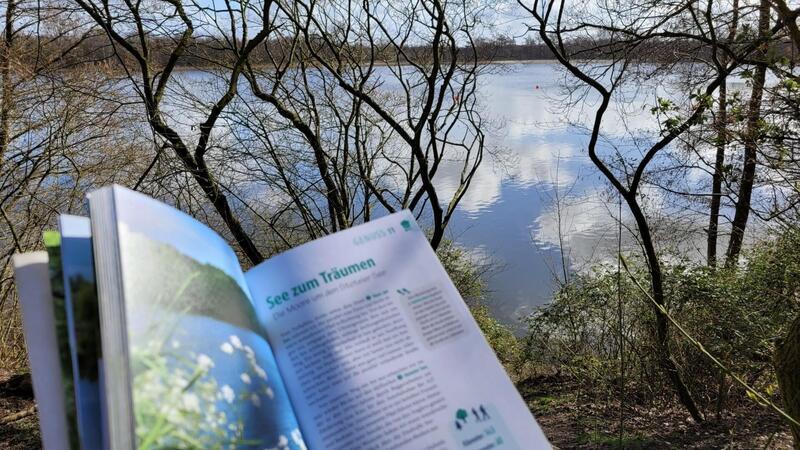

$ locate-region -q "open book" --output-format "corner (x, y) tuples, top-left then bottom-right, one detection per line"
(13, 185), (550, 450)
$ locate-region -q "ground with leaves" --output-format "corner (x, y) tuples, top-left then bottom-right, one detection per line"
(1, 370), (793, 449)
(0, 372), (39, 450)
(521, 375), (793, 449)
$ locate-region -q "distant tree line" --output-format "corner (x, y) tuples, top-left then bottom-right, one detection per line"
(5, 31), (798, 71)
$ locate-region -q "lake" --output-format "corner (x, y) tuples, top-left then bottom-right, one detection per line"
(437, 62), (621, 327)
(172, 62), (753, 330)
(436, 62), (752, 328)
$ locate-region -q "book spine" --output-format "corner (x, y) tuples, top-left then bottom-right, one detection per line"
(89, 186), (135, 450)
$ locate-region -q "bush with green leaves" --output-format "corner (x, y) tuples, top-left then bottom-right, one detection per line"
(435, 239), (486, 301)
(524, 225), (800, 413)
(435, 239), (524, 372)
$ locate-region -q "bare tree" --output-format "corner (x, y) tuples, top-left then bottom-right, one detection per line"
(0, 0), (141, 368)
(71, 0), (491, 265)
(71, 0), (275, 264)
(519, 0), (789, 422)
(707, 0), (740, 268)
(272, 0), (489, 249)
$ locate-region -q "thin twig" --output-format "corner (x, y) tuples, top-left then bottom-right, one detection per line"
(0, 405), (36, 424)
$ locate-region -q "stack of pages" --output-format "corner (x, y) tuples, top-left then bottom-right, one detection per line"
(13, 185), (550, 450)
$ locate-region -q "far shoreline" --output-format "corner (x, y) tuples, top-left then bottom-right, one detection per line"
(167, 58), (561, 73)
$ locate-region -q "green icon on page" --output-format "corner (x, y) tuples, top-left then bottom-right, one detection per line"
(451, 404), (520, 448)
(401, 220), (412, 231)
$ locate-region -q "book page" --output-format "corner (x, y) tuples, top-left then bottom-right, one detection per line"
(246, 211), (550, 450)
(12, 252), (71, 450)
(97, 186), (306, 449)
(58, 215), (106, 450)
(43, 231), (82, 449)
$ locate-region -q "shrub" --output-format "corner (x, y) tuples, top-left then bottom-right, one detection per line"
(523, 225), (800, 414)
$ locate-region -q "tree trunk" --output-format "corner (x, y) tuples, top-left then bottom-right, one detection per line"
(0, 0), (15, 167)
(708, 0), (739, 267)
(775, 313), (800, 448)
(627, 195), (704, 423)
(708, 80), (726, 267)
(725, 0), (769, 267)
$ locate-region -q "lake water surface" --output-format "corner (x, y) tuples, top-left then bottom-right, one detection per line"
(439, 62), (729, 327)
(440, 63), (615, 326)
(179, 62), (749, 329)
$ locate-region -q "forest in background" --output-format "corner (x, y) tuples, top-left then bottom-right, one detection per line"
(8, 32), (796, 68)
(2, 0), (800, 448)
